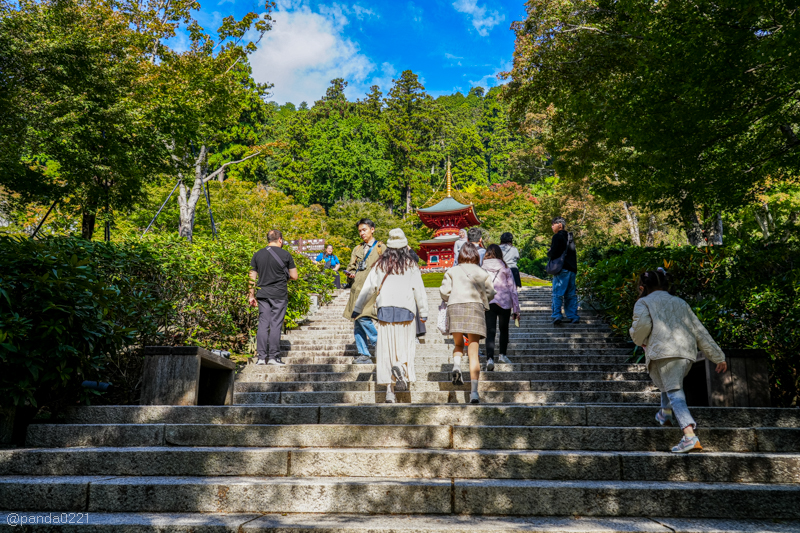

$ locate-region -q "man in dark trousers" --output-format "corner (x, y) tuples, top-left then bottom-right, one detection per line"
(548, 217), (580, 325)
(248, 229), (299, 365)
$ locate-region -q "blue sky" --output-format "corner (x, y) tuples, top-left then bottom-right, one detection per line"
(190, 0), (527, 104)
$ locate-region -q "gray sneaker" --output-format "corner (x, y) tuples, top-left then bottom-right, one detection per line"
(497, 354), (512, 364)
(353, 355), (372, 364)
(392, 366), (408, 392)
(671, 435), (703, 453)
(267, 358), (285, 366)
(486, 358), (495, 371)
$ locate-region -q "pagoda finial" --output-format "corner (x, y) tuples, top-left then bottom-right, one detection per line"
(445, 157), (452, 198)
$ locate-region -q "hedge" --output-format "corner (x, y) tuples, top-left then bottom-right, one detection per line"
(579, 244), (800, 407)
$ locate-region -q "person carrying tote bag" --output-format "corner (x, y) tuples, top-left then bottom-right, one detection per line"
(353, 229), (428, 403)
(439, 242), (496, 404)
(481, 244), (521, 371)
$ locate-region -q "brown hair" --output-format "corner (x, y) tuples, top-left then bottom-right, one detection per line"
(484, 244), (507, 267)
(458, 242), (481, 265)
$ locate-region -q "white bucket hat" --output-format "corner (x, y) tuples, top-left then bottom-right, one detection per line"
(386, 228), (408, 249)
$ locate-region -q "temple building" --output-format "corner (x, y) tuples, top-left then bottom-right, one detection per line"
(416, 160), (481, 269)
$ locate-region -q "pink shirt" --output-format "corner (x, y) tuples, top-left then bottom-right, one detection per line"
(482, 258), (521, 315)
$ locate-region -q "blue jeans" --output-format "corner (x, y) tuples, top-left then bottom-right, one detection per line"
(551, 270), (579, 321)
(661, 389), (696, 430)
(354, 317), (377, 357)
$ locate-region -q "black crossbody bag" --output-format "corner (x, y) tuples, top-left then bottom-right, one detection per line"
(546, 232), (573, 276)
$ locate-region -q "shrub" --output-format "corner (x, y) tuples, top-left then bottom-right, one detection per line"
(139, 233), (333, 350)
(0, 233), (334, 412)
(579, 244), (800, 407)
(0, 236), (166, 409)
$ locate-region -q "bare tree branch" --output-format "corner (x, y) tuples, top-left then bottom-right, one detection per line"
(202, 151), (262, 183)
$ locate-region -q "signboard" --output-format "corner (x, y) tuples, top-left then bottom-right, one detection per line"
(289, 238), (325, 260)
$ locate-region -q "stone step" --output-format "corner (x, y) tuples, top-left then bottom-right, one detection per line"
(280, 339), (629, 348)
(285, 332), (619, 340)
(239, 356), (643, 367)
(233, 390), (662, 405)
(239, 359), (639, 374)
(0, 513), (793, 533)
(3, 447), (798, 484)
(2, 476), (798, 517)
(55, 405), (800, 429)
(279, 343), (632, 352)
(297, 323), (611, 330)
(233, 380), (656, 393)
(245, 370), (648, 383)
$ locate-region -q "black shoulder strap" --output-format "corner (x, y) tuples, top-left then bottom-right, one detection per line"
(266, 247), (289, 278)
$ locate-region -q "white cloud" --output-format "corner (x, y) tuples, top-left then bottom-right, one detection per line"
(452, 0), (504, 37)
(250, 4), (385, 104)
(468, 60), (511, 89)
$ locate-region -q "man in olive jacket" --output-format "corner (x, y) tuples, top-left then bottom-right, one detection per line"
(343, 218), (385, 364)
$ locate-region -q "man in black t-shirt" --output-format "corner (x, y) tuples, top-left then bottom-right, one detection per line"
(248, 229), (299, 365)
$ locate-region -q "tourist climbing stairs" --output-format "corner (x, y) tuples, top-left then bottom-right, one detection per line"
(1, 286), (798, 531)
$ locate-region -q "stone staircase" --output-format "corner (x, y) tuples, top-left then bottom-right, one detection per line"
(1, 286), (799, 532)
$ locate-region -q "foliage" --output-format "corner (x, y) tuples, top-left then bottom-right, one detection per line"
(0, 235), (167, 409)
(383, 70), (445, 214)
(327, 199), (430, 256)
(579, 244), (800, 407)
(0, 0), (168, 238)
(0, 233), (333, 411)
(140, 233), (332, 347)
(503, 0), (800, 243)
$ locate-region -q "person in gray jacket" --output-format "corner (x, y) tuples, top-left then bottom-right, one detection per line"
(499, 232), (521, 288)
(630, 269), (727, 453)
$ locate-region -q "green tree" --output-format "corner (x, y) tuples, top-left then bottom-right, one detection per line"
(503, 0), (800, 246)
(128, 0), (275, 240)
(383, 70), (444, 215)
(306, 115), (392, 206)
(0, 0), (168, 239)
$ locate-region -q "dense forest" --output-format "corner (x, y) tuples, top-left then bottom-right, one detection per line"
(1, 0), (798, 262)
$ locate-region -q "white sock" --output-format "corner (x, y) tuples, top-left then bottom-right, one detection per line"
(471, 379), (479, 394)
(453, 355), (462, 371)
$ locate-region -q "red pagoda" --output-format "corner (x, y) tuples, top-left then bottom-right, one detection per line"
(416, 160), (481, 269)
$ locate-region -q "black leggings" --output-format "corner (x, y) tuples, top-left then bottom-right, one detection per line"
(485, 303), (511, 358)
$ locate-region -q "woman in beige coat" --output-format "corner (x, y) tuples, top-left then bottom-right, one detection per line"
(630, 269), (727, 453)
(440, 243), (496, 404)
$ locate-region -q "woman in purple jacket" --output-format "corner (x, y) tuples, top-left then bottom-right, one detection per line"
(482, 244), (521, 371)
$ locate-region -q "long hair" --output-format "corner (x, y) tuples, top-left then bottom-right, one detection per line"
(375, 247), (417, 276)
(484, 244), (507, 268)
(457, 243), (481, 265)
(638, 269), (673, 298)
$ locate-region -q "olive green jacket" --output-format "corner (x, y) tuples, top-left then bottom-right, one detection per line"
(343, 240), (385, 321)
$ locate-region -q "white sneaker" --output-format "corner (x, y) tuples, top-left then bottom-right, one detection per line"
(255, 359), (266, 365)
(498, 354), (512, 364)
(385, 389), (396, 403)
(486, 358), (495, 371)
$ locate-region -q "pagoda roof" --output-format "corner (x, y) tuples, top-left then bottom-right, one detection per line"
(419, 236), (460, 245)
(418, 196), (474, 214)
